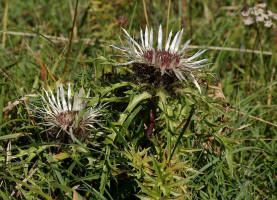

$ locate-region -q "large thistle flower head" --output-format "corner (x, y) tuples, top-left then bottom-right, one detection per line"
(111, 25), (209, 92)
(32, 84), (102, 139)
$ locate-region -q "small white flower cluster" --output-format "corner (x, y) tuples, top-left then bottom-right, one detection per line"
(241, 3), (277, 28)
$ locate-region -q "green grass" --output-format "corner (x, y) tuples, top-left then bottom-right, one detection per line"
(0, 0), (276, 199)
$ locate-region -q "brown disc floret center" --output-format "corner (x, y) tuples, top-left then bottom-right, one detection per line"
(56, 111), (77, 126)
(143, 50), (180, 68)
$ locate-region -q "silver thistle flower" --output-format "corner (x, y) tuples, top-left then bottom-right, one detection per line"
(111, 25), (209, 93)
(32, 84), (101, 137)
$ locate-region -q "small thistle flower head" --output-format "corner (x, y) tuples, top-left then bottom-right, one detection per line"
(31, 84), (102, 140)
(111, 25), (209, 93)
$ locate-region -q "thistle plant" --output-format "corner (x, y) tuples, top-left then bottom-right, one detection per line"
(31, 84), (102, 141)
(111, 25), (209, 93)
(111, 25), (210, 140)
(125, 146), (194, 200)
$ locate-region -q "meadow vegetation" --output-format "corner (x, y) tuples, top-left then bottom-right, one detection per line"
(0, 0), (276, 199)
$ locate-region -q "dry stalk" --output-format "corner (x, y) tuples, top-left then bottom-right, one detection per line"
(2, 1), (8, 47)
(165, 0), (171, 43)
(267, 67), (275, 105)
(63, 0), (79, 78)
(142, 0), (149, 27)
(3, 94), (37, 112)
(10, 166), (41, 198)
(0, 31), (274, 56)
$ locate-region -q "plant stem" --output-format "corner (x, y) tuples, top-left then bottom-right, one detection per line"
(63, 0), (79, 79)
(146, 108), (155, 139)
(166, 0), (171, 43)
(2, 0), (8, 47)
(142, 0), (149, 27)
(168, 105), (195, 164)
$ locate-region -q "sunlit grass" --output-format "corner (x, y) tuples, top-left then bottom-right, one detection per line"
(0, 0), (276, 199)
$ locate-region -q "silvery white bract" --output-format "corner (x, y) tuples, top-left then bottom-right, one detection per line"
(32, 84), (101, 136)
(111, 25), (209, 93)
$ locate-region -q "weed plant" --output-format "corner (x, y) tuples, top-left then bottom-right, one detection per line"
(0, 0), (276, 199)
